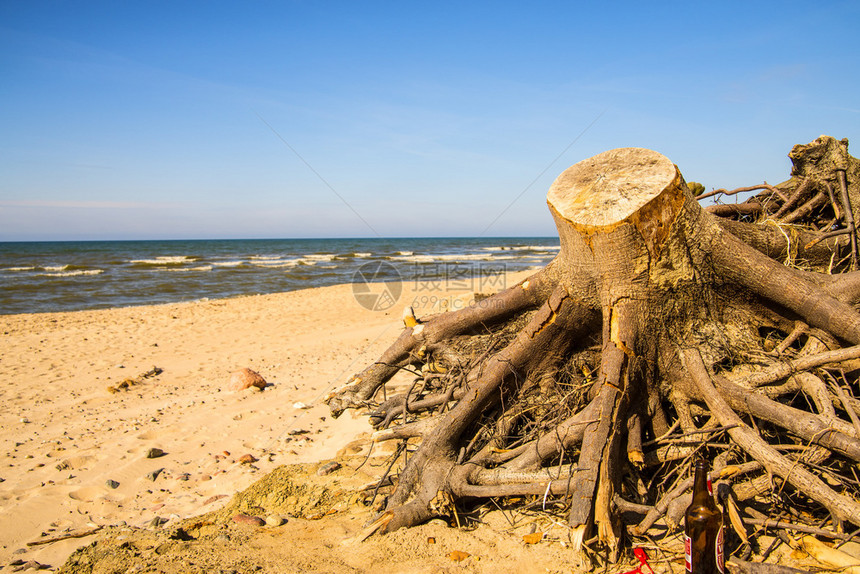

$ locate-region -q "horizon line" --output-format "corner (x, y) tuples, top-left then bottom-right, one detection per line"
(0, 234), (561, 244)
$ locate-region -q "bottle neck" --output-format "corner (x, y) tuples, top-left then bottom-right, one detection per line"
(693, 459), (712, 501)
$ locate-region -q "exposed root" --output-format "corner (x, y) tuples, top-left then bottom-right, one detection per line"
(324, 137), (860, 567)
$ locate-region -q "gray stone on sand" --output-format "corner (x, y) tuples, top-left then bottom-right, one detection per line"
(145, 447), (165, 459)
(145, 468), (163, 481)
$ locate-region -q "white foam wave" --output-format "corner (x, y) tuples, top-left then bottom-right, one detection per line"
(167, 265), (213, 272)
(306, 254), (337, 261)
(395, 253), (495, 263)
(524, 245), (560, 251)
(481, 245), (560, 252)
(213, 260), (245, 267)
(251, 258), (305, 268)
(130, 256), (195, 265)
(250, 255), (281, 261)
(39, 269), (104, 278)
(5, 266), (36, 271)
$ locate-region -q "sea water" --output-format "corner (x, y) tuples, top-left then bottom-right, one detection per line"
(0, 237), (559, 315)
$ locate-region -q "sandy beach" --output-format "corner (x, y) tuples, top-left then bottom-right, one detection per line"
(1, 270), (598, 572)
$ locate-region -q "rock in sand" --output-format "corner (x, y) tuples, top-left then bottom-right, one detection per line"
(232, 513), (265, 527)
(316, 461), (341, 476)
(229, 368), (267, 391)
(145, 447), (165, 459)
(265, 515), (286, 527)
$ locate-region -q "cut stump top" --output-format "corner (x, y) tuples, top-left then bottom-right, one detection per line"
(547, 147), (678, 228)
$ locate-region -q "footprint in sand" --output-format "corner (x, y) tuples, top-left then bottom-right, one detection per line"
(68, 486), (104, 502)
(57, 454), (95, 470)
(136, 430), (162, 440)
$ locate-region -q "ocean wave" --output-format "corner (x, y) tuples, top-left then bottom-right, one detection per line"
(38, 269), (104, 278)
(305, 254), (337, 262)
(166, 265), (213, 272)
(249, 255), (283, 261)
(4, 266), (37, 272)
(251, 258), (305, 268)
(397, 251), (413, 256)
(212, 260), (246, 268)
(129, 256), (197, 266)
(481, 245), (560, 252)
(334, 251), (373, 259)
(394, 253), (496, 263)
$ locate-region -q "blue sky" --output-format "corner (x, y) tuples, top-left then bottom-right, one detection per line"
(1, 1), (858, 241)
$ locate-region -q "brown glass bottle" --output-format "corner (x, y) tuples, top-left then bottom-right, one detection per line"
(684, 458), (724, 574)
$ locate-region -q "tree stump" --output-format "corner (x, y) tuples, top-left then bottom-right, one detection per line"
(327, 138), (860, 566)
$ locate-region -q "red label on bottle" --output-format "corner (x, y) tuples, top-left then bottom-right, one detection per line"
(707, 476), (713, 496)
(684, 534), (692, 572)
(716, 525), (725, 573)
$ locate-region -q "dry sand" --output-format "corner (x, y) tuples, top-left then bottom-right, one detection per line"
(0, 272), (815, 573)
(1, 271), (607, 572)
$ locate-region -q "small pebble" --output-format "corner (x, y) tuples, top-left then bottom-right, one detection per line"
(317, 461), (341, 476)
(232, 513), (265, 527)
(145, 448), (165, 459)
(144, 468), (163, 481)
(105, 479), (120, 489)
(154, 543), (171, 555)
(149, 516), (165, 528)
(292, 402), (309, 409)
(238, 454), (257, 464)
(265, 515), (286, 527)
